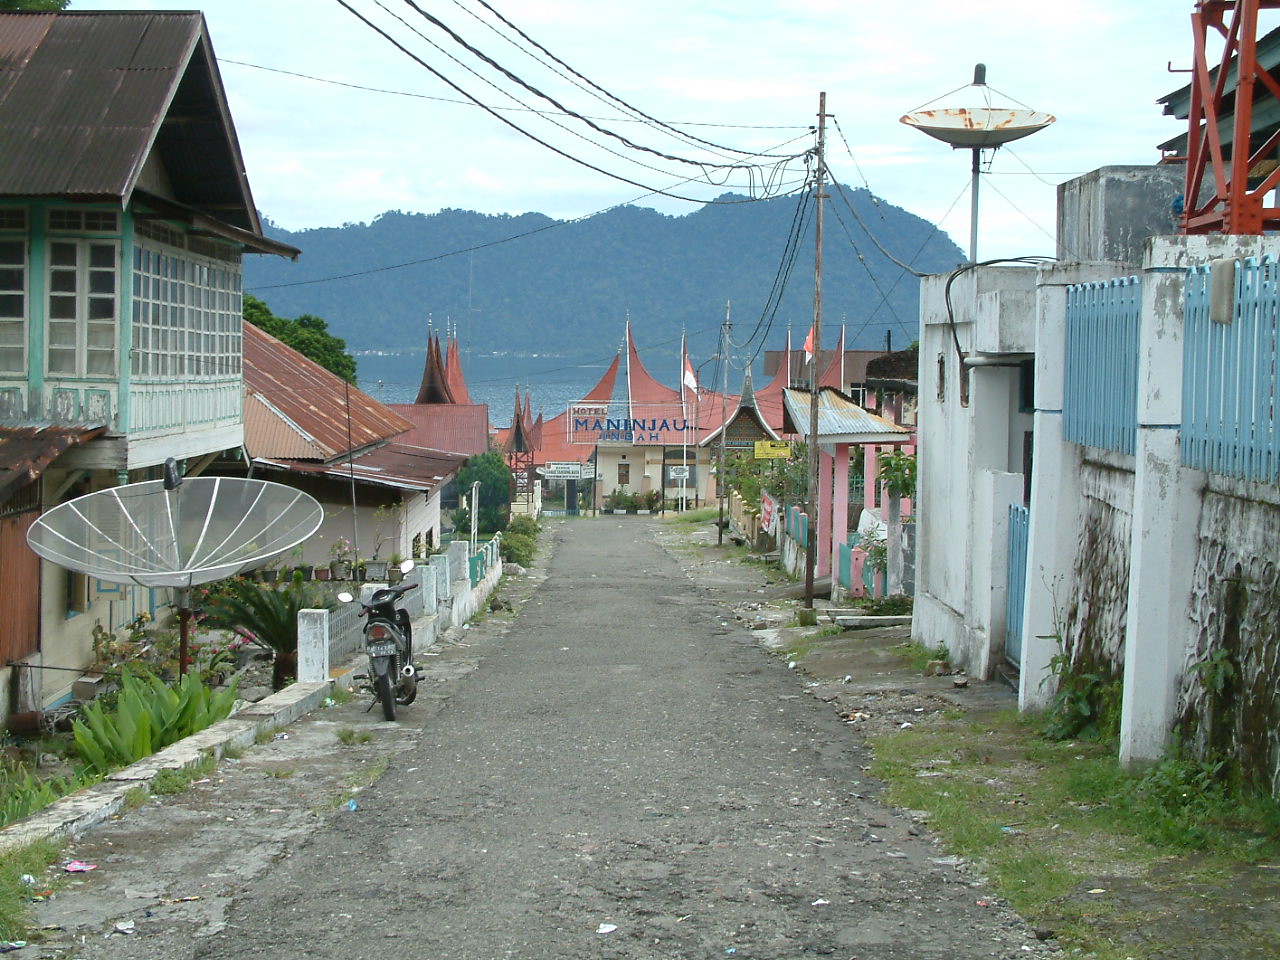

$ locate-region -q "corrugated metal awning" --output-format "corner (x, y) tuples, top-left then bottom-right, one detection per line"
(782, 388), (910, 444)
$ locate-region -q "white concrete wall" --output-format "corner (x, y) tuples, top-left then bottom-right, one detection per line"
(912, 266), (1039, 676)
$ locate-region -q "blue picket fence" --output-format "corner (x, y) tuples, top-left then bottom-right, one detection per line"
(1183, 256), (1280, 483)
(1064, 276), (1141, 455)
(1005, 504), (1030, 669)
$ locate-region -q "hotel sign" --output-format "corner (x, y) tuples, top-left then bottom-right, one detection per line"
(568, 403), (694, 445)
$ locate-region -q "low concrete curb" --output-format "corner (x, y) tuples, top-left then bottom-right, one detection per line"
(831, 614), (914, 629)
(0, 677), (341, 855)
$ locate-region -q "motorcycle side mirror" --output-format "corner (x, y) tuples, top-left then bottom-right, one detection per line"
(399, 559), (415, 574)
(336, 591), (354, 603)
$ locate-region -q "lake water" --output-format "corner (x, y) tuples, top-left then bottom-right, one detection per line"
(355, 350), (608, 427)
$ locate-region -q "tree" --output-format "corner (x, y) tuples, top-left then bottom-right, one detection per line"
(877, 450), (917, 596)
(0, 1), (69, 9)
(456, 451), (513, 534)
(243, 294), (357, 383)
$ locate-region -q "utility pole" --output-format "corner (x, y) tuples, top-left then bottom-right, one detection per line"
(805, 92), (828, 608)
(717, 302), (731, 546)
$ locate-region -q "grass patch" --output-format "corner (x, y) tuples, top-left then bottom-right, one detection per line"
(0, 837), (64, 941)
(666, 507), (718, 525)
(811, 624), (844, 638)
(868, 706), (1280, 956)
(263, 766), (295, 779)
(335, 727), (372, 746)
(223, 743), (246, 760)
(254, 726), (283, 746)
(850, 594), (913, 616)
(326, 685), (354, 706)
(122, 785), (149, 810)
(150, 755), (216, 796)
(894, 640), (949, 672)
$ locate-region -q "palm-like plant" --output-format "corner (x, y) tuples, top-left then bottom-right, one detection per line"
(199, 573), (324, 689)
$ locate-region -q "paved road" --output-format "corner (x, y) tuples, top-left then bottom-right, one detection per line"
(37, 518), (1051, 959)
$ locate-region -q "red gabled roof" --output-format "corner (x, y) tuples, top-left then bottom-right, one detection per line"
(387, 403), (490, 458)
(243, 323), (410, 461)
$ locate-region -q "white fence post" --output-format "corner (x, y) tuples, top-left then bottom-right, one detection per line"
(297, 609), (330, 683)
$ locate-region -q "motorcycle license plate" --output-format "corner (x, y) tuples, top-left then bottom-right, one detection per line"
(366, 641), (397, 658)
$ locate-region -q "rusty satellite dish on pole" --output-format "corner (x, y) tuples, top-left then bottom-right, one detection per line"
(27, 464), (323, 672)
(901, 64), (1055, 261)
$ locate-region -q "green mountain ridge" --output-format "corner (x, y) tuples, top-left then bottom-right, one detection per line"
(242, 188), (964, 365)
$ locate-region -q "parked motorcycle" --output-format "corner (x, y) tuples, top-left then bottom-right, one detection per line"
(337, 559), (420, 721)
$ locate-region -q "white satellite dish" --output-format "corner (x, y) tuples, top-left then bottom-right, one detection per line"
(899, 107), (1055, 149)
(900, 64), (1055, 262)
(27, 468), (323, 674)
(27, 474), (323, 589)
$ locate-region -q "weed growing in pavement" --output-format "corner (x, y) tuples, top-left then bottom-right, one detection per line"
(327, 685), (354, 705)
(150, 756), (215, 796)
(316, 758), (389, 815)
(869, 706), (1280, 958)
(263, 766), (295, 779)
(895, 640), (949, 672)
(223, 744), (246, 760)
(335, 727), (372, 746)
(254, 726), (283, 746)
(0, 837), (64, 941)
(811, 625), (844, 638)
(122, 785), (149, 810)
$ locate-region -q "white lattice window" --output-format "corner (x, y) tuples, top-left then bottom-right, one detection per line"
(132, 241), (242, 379)
(46, 239), (118, 377)
(0, 237), (25, 374)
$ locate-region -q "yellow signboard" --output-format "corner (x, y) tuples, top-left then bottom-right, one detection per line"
(754, 440), (792, 459)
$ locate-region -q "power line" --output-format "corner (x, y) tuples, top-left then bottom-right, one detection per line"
(219, 57), (807, 131)
(389, 0), (800, 173)
(333, 0), (805, 205)
(455, 0), (800, 161)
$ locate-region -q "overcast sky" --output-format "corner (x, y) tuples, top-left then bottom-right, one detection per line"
(75, 1), (1254, 263)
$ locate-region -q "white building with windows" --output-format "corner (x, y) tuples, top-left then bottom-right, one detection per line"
(0, 10), (297, 714)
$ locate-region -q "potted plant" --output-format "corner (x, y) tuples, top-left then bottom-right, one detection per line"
(363, 556), (390, 581)
(328, 537), (354, 580)
(387, 553), (407, 584)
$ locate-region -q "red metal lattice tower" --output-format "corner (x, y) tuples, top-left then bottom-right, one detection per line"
(1183, 0), (1280, 234)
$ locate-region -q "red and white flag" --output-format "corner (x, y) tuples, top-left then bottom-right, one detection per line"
(803, 324), (815, 364)
(683, 354), (697, 392)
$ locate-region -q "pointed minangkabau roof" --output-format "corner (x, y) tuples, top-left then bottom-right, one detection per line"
(415, 332), (456, 405)
(444, 334), (473, 405)
(701, 368), (779, 448)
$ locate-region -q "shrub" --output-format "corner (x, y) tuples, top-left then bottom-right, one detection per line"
(0, 765), (100, 829)
(198, 573), (330, 689)
(73, 669), (239, 774)
(507, 514), (539, 538)
(500, 532), (535, 566)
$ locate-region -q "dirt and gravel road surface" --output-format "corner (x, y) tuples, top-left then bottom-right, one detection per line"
(33, 517), (1055, 960)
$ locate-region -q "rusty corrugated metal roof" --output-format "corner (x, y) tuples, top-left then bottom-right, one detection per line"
(0, 11), (291, 256)
(0, 424), (106, 503)
(782, 388), (910, 443)
(255, 442), (465, 493)
(243, 323), (411, 462)
(387, 403), (490, 458)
